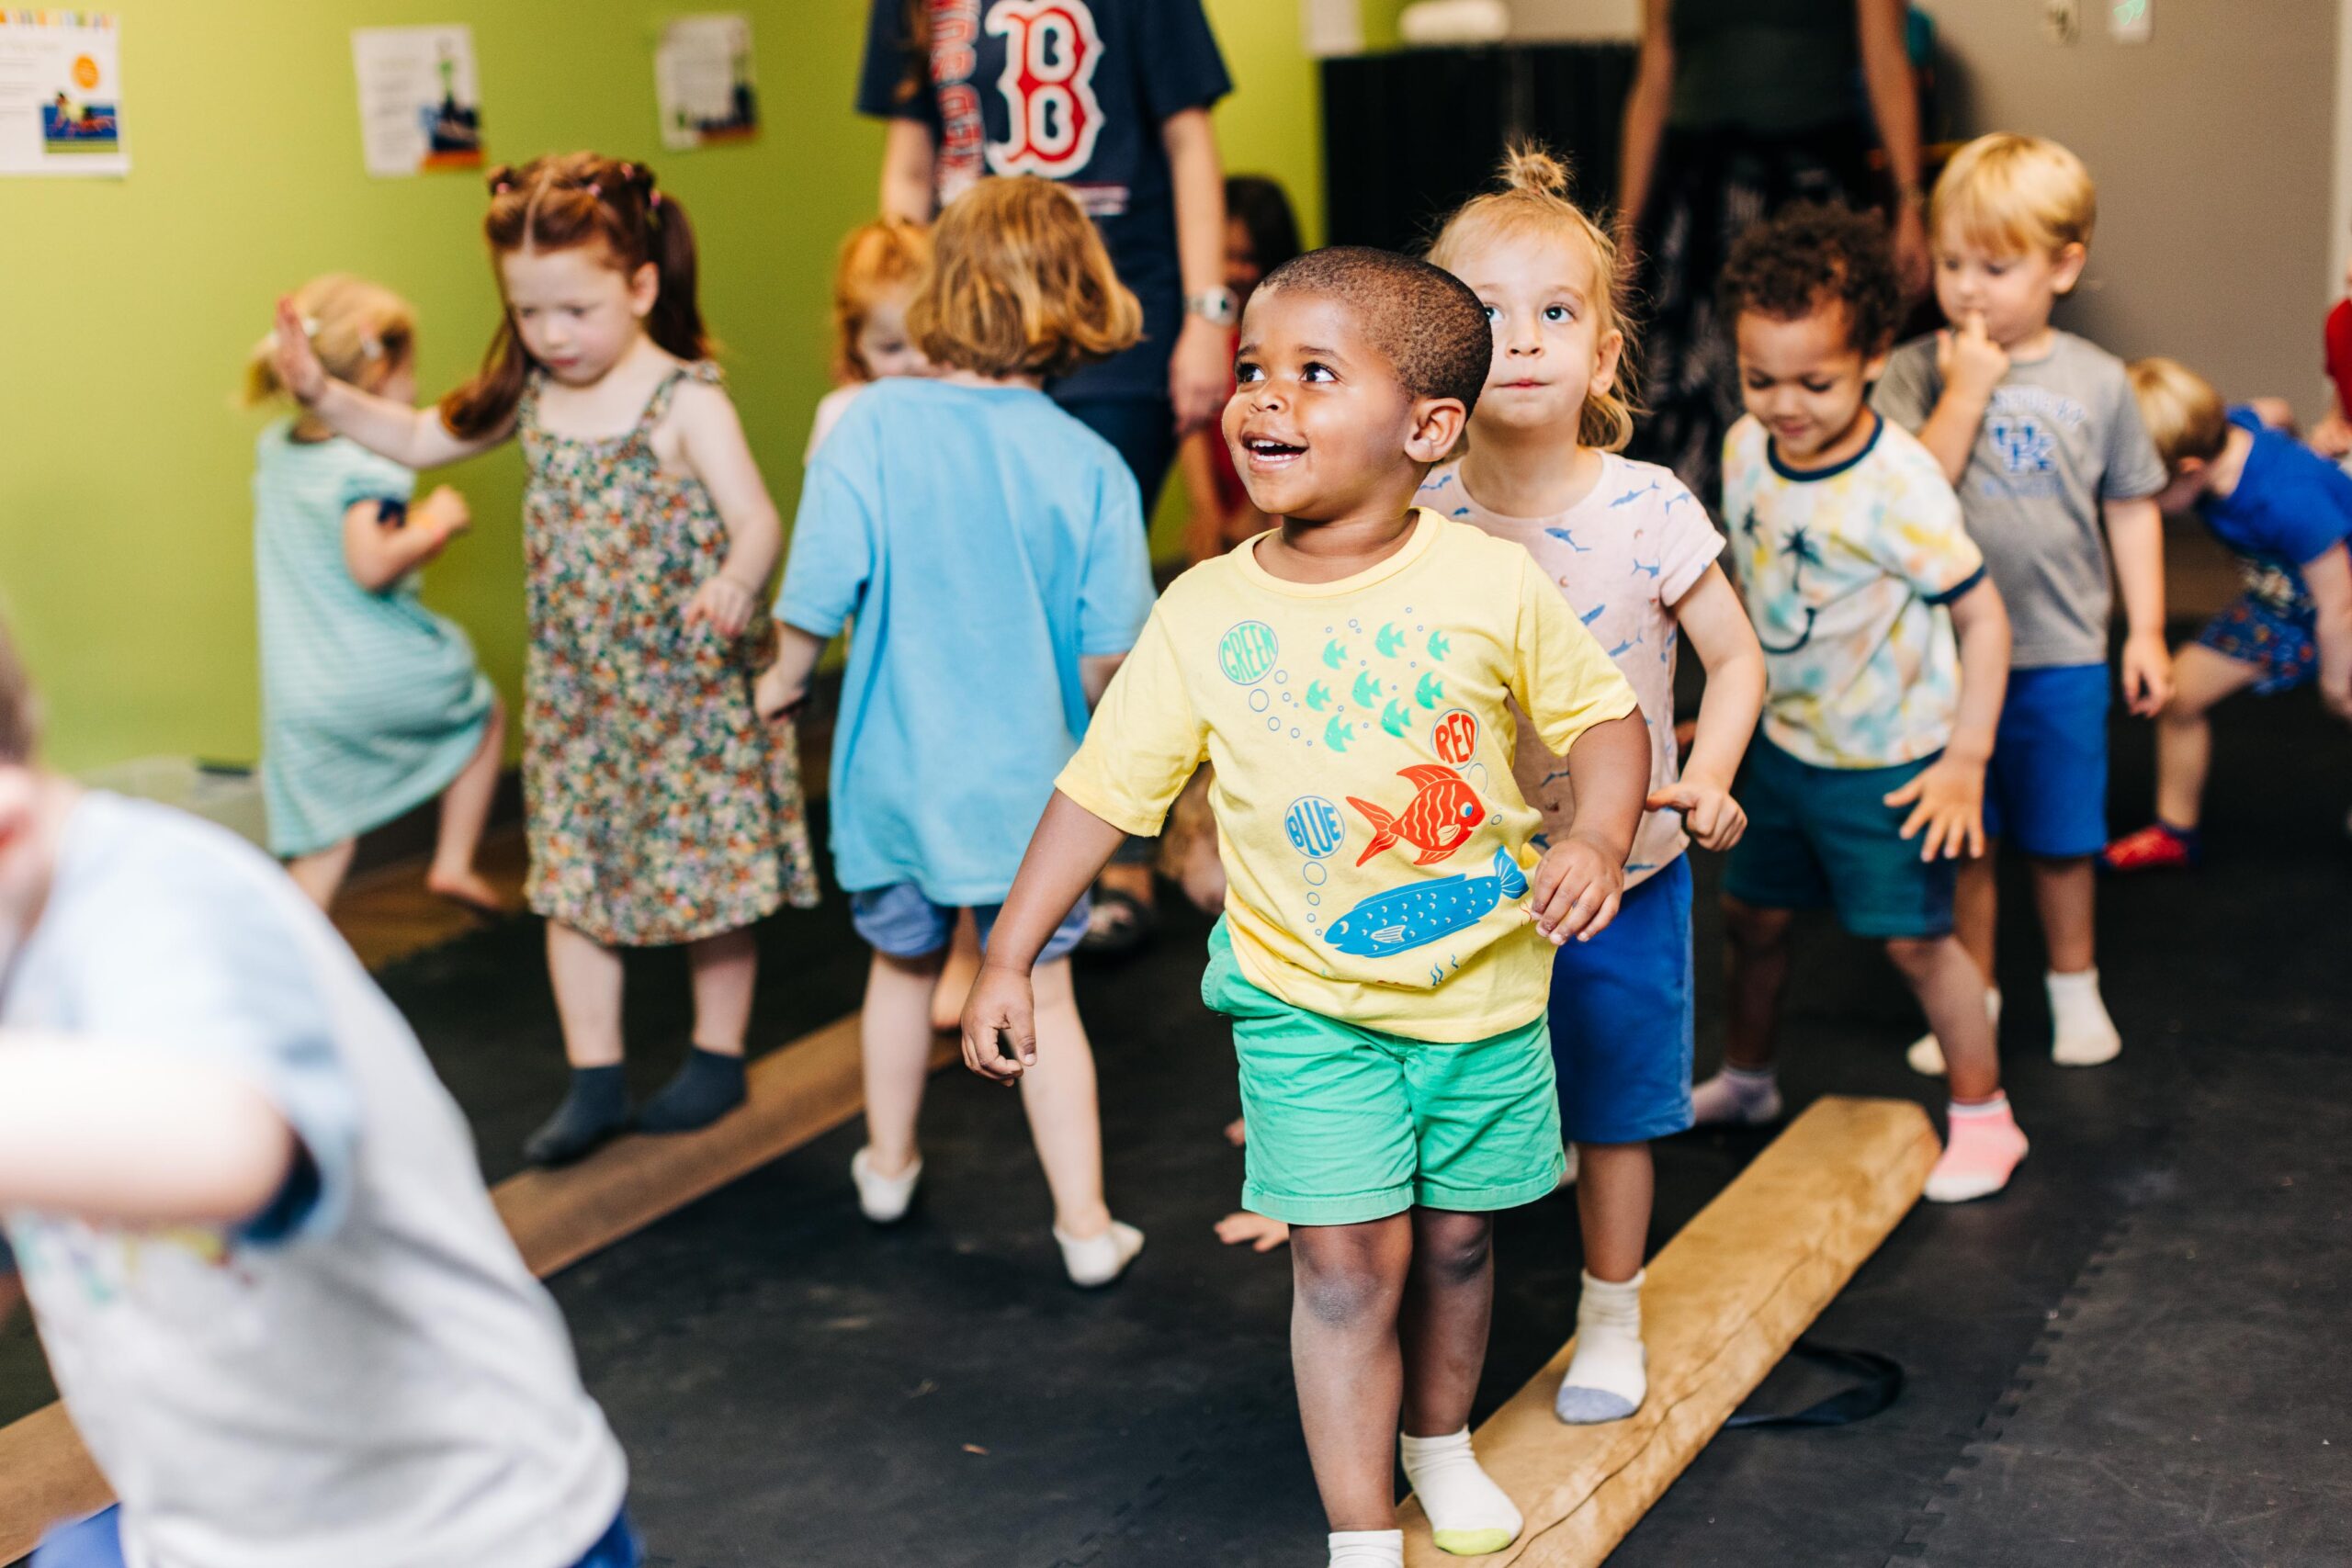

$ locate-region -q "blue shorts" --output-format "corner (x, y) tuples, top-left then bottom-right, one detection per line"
(1724, 737), (1956, 940)
(849, 883), (1090, 965)
(34, 1506), (642, 1568)
(2196, 588), (2317, 695)
(1548, 854), (1694, 1145)
(1982, 663), (2109, 858)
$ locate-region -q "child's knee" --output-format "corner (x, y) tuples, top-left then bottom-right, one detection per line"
(1722, 897), (1792, 953)
(872, 946), (946, 981)
(1882, 934), (1949, 983)
(1293, 1234), (1406, 1327)
(1414, 1216), (1493, 1288)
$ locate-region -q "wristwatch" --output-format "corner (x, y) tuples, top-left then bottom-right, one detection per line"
(1186, 287), (1239, 328)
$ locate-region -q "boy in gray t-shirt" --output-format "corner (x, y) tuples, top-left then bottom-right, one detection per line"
(0, 623), (638, 1568)
(1871, 133), (2170, 1079)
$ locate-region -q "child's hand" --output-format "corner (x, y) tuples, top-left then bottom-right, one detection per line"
(1215, 1212), (1292, 1252)
(272, 296), (330, 407)
(412, 485), (471, 543)
(2119, 630), (2175, 717)
(1530, 836), (1625, 945)
(960, 964), (1036, 1085)
(1884, 754), (1986, 862)
(752, 660), (807, 724)
(1936, 311), (2010, 398)
(1646, 776), (1747, 852)
(2312, 411), (2352, 458)
(683, 574), (759, 640)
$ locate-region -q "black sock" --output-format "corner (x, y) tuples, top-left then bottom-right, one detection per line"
(635, 1046), (747, 1134)
(522, 1065), (631, 1168)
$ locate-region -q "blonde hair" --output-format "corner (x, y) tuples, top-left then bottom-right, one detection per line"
(1932, 133), (2098, 261)
(0, 606), (38, 766)
(2127, 356), (2231, 476)
(1425, 143), (1636, 453)
(831, 218), (933, 383)
(243, 273), (415, 407)
(908, 177), (1141, 380)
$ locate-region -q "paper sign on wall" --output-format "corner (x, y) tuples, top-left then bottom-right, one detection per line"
(2109, 0), (2151, 42)
(656, 14), (758, 151)
(0, 12), (129, 178)
(351, 25), (483, 178)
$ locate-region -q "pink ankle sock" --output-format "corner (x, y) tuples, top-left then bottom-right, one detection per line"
(1924, 1094), (2029, 1203)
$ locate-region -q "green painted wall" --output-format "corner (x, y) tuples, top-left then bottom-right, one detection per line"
(0, 0), (1324, 774)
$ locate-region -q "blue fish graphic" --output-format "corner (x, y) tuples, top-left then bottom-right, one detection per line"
(1544, 526), (1590, 554)
(1579, 603), (1606, 626)
(1323, 848), (1529, 957)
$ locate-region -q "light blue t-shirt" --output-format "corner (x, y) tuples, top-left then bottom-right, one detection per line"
(777, 378), (1156, 903)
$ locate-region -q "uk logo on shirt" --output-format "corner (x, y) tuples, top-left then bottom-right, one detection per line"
(1989, 414), (2057, 476)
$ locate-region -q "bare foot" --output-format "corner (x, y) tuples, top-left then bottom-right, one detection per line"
(1215, 1211), (1291, 1251)
(424, 868), (515, 918)
(1223, 1116), (1247, 1148)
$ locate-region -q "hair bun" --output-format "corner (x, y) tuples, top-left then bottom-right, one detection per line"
(1501, 142), (1572, 200)
(485, 163), (518, 196)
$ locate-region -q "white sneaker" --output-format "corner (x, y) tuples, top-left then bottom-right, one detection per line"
(1906, 987), (2001, 1077)
(850, 1147), (922, 1224)
(1057, 1219), (1145, 1288)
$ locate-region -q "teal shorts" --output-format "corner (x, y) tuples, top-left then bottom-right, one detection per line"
(1203, 921), (1566, 1226)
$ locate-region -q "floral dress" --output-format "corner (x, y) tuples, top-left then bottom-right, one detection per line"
(517, 361), (820, 945)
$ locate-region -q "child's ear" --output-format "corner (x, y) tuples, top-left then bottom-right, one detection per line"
(1590, 327), (1625, 400)
(2051, 242), (2089, 296)
(629, 261), (661, 320)
(0, 767), (38, 856)
(1862, 344), (1894, 386)
(1406, 397), (1469, 465)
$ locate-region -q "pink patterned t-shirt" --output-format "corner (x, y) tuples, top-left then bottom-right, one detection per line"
(1417, 452), (1724, 886)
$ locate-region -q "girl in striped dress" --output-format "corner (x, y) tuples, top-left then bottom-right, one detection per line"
(270, 155), (819, 1166)
(243, 274), (505, 914)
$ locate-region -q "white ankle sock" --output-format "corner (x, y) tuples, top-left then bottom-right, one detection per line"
(2047, 968), (2121, 1066)
(1329, 1529), (1404, 1567)
(1905, 987), (2000, 1077)
(1556, 1269), (1646, 1423)
(1399, 1427), (1521, 1557)
(1690, 1064), (1781, 1125)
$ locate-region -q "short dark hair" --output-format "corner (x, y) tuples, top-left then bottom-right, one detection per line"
(1256, 246), (1494, 415)
(0, 610), (37, 765)
(1227, 175), (1303, 277)
(1717, 203), (1905, 356)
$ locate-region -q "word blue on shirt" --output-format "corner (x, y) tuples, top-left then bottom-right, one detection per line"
(2200, 407), (2352, 578)
(778, 378), (1156, 905)
(855, 0), (1231, 402)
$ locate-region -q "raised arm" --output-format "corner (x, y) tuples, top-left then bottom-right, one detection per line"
(1857, 0), (1929, 298)
(0, 1035), (298, 1231)
(673, 380), (785, 639)
(273, 297), (508, 468)
(879, 119), (938, 222)
(1615, 0), (1676, 253)
(2105, 494), (2172, 716)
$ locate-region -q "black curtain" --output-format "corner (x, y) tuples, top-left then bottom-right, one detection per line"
(1320, 43), (1638, 254)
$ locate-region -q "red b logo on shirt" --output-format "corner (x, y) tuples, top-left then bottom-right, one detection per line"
(985, 0), (1105, 179)
(1433, 710), (1478, 765)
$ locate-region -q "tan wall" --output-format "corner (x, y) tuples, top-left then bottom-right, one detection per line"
(1928, 0), (2343, 416)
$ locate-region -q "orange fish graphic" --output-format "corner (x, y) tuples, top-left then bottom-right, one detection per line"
(1348, 764), (1487, 867)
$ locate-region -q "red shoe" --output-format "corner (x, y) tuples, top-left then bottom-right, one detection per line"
(2100, 822), (2199, 873)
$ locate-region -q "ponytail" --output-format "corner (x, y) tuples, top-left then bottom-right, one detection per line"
(440, 152), (709, 439)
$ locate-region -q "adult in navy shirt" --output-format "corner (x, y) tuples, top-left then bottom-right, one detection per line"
(861, 0), (1234, 514)
(2105, 363), (2352, 873)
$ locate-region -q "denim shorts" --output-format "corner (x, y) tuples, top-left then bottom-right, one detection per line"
(849, 883), (1091, 964)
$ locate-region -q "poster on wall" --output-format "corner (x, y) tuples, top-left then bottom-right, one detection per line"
(655, 14), (757, 151)
(350, 24), (483, 178)
(0, 12), (129, 178)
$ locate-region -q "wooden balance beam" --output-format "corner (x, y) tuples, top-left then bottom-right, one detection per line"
(1403, 1094), (1939, 1566)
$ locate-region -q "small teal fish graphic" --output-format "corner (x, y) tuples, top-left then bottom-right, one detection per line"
(1380, 699), (1412, 739)
(1323, 639), (1348, 670)
(1324, 717), (1356, 752)
(1415, 671), (1444, 709)
(1306, 681), (1334, 712)
(1352, 671), (1383, 708)
(1427, 631), (1452, 661)
(1375, 622), (1407, 657)
(1324, 848), (1529, 957)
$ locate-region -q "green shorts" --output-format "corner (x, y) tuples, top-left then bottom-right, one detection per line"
(1204, 921), (1566, 1226)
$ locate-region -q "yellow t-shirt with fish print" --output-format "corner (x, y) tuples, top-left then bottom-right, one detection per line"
(1056, 511), (1638, 1043)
